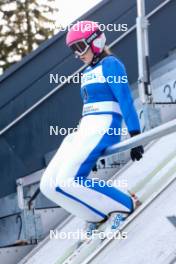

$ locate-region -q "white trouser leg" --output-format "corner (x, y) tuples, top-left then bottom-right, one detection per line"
(40, 115), (132, 222)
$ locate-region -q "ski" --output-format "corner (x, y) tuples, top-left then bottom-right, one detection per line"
(55, 191), (140, 264)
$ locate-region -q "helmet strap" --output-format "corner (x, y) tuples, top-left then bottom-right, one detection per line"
(86, 30), (106, 66)
(90, 50), (108, 66)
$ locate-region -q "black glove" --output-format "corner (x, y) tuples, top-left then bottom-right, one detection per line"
(129, 131), (144, 161)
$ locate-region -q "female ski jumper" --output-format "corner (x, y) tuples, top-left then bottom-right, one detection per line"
(40, 21), (143, 223)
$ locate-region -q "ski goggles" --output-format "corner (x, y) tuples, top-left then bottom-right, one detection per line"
(69, 29), (102, 56)
(69, 39), (90, 56)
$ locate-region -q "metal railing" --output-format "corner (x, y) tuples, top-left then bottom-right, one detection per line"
(0, 0), (173, 137)
(15, 118), (176, 210)
(104, 118), (176, 156)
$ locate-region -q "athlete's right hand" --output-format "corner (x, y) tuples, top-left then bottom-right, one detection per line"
(130, 145), (144, 161)
(129, 130), (144, 161)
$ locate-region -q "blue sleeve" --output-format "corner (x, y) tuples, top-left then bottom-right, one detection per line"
(103, 56), (141, 133)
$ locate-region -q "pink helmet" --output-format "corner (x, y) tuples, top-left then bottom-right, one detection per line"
(66, 21), (106, 56)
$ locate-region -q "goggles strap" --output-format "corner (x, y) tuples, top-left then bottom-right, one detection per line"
(86, 29), (102, 44)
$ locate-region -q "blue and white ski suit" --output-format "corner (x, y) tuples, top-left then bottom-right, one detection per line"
(40, 55), (141, 222)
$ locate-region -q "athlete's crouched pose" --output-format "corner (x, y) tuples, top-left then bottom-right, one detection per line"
(40, 21), (144, 225)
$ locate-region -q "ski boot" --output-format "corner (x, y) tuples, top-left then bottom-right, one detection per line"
(85, 217), (108, 238)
